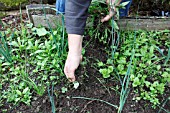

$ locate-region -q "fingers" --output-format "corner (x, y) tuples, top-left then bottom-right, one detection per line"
(101, 15), (112, 22)
(64, 55), (82, 82)
(66, 71), (76, 82)
(102, 0), (117, 22)
(101, 9), (115, 22)
(64, 65), (76, 82)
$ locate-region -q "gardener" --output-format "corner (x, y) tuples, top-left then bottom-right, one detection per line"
(57, 0), (132, 82)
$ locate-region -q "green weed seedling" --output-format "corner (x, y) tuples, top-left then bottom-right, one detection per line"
(97, 30), (170, 111)
(5, 83), (32, 105)
(99, 64), (114, 78)
(0, 20), (68, 109)
(23, 77), (45, 96)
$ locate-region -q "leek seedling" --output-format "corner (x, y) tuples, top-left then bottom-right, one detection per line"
(0, 32), (13, 63)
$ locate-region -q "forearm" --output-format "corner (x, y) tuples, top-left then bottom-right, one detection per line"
(68, 34), (82, 56)
(64, 34), (83, 82)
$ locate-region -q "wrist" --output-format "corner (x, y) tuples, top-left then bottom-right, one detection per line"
(68, 34), (83, 56)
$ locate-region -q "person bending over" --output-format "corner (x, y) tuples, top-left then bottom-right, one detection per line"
(63, 0), (132, 82)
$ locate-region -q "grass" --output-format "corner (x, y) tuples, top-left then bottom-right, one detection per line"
(0, 11), (7, 18)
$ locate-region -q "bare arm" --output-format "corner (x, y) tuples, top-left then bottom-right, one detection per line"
(68, 34), (82, 56)
(64, 34), (83, 82)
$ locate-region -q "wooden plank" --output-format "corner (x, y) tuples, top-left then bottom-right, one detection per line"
(118, 17), (170, 30)
(31, 15), (170, 30)
(26, 4), (170, 30)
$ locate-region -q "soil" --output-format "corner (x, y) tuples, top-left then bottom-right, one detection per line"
(1, 36), (169, 113)
(0, 9), (170, 113)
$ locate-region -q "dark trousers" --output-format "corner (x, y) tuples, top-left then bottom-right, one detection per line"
(65, 0), (92, 35)
(65, 0), (132, 35)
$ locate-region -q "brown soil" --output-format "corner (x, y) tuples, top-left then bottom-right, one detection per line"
(0, 9), (170, 113)
(2, 36), (169, 113)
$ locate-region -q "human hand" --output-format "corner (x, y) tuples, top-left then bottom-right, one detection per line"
(64, 53), (82, 82)
(64, 34), (83, 82)
(101, 0), (121, 22)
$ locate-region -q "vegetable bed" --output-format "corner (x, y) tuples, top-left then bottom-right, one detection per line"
(0, 1), (170, 113)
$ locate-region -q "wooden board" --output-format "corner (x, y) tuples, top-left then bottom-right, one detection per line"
(118, 17), (170, 30)
(26, 4), (170, 30)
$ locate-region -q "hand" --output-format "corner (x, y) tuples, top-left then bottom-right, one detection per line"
(101, 0), (122, 22)
(64, 53), (82, 82)
(64, 34), (83, 82)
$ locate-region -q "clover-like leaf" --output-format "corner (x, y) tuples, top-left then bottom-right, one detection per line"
(73, 81), (79, 89)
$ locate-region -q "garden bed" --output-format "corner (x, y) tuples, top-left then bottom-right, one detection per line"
(0, 2), (170, 113)
(1, 33), (169, 113)
(0, 23), (169, 112)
